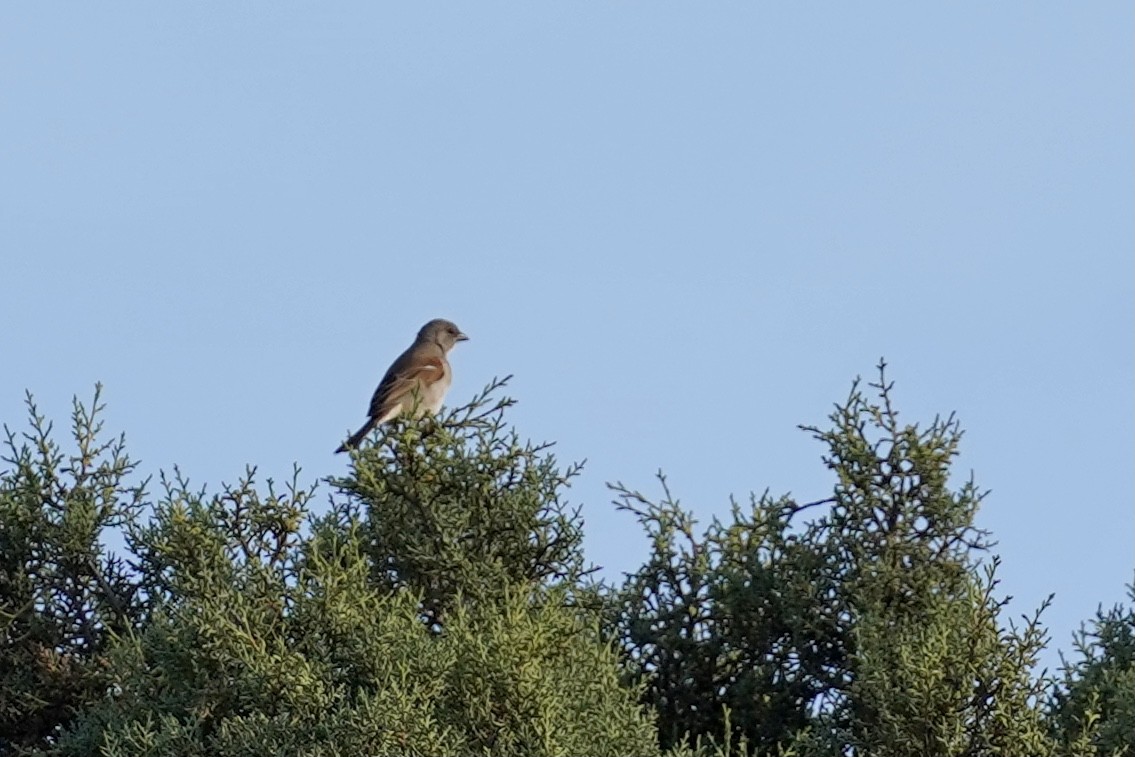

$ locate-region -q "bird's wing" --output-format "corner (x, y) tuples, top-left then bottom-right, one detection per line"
(367, 347), (447, 421)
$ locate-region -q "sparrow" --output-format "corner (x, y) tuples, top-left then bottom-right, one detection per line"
(335, 318), (468, 453)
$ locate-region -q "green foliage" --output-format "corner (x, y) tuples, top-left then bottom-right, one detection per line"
(609, 363), (1072, 756)
(2, 367), (1128, 757)
(58, 508), (654, 756)
(1049, 583), (1135, 757)
(12, 380), (656, 757)
(840, 562), (1055, 757)
(330, 378), (591, 627)
(1, 387), (145, 753)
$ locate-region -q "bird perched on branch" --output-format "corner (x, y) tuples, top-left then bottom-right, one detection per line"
(335, 318), (469, 453)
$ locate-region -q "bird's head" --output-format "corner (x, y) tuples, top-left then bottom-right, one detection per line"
(419, 318), (469, 351)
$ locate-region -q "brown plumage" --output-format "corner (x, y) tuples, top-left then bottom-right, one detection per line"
(336, 318), (468, 453)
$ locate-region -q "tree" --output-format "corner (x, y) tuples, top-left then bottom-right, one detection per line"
(609, 362), (1074, 756)
(1049, 583), (1135, 757)
(329, 380), (591, 628)
(39, 381), (658, 757)
(0, 388), (144, 754)
(3, 367), (1122, 757)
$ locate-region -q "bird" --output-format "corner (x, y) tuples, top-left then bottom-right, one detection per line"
(335, 318), (469, 453)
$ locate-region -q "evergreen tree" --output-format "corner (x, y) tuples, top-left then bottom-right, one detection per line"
(1049, 583), (1135, 757)
(330, 380), (591, 628)
(609, 363), (1080, 756)
(40, 381), (658, 757)
(3, 367), (1124, 757)
(0, 388), (144, 754)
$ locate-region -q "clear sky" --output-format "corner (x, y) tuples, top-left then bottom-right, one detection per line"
(2, 3), (1131, 674)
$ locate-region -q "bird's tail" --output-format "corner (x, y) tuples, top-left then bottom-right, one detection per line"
(335, 419), (376, 454)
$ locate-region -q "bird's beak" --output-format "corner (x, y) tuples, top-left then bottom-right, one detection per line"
(457, 332), (469, 342)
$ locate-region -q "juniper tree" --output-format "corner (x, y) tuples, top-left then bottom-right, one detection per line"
(0, 387), (145, 754)
(44, 380), (659, 757)
(6, 368), (1122, 757)
(329, 378), (592, 628)
(609, 362), (1081, 756)
(1048, 583), (1135, 757)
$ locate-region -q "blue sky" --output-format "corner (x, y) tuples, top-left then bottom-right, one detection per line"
(2, 3), (1131, 673)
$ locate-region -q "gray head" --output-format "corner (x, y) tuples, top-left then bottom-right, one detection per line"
(417, 318), (469, 351)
